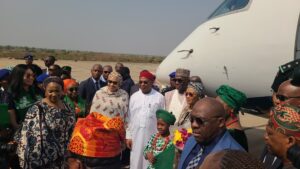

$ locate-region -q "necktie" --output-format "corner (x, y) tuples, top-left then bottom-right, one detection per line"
(95, 81), (100, 90)
(186, 146), (204, 169)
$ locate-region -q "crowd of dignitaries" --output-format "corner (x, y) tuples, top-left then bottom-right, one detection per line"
(0, 54), (299, 169)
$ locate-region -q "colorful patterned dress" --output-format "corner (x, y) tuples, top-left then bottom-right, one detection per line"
(144, 133), (175, 169)
(16, 101), (76, 169)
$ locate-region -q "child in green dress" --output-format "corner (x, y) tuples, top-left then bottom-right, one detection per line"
(144, 109), (176, 169)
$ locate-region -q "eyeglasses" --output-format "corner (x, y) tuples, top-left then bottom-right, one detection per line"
(103, 71), (111, 74)
(185, 92), (195, 97)
(108, 80), (118, 85)
(68, 87), (78, 92)
(189, 115), (221, 125)
(139, 80), (149, 85)
(174, 78), (183, 83)
(276, 94), (300, 102)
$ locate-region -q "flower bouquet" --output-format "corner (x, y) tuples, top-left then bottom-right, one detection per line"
(173, 128), (192, 151)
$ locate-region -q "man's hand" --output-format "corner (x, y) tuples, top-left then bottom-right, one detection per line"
(126, 139), (132, 149)
(146, 152), (156, 164)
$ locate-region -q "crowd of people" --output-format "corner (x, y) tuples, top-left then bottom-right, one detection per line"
(0, 54), (299, 169)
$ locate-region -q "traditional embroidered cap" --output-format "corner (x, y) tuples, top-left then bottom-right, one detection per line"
(0, 69), (10, 80)
(63, 79), (77, 93)
(216, 85), (247, 112)
(156, 109), (176, 125)
(188, 82), (205, 98)
(169, 71), (176, 78)
(269, 105), (300, 139)
(140, 70), (156, 81)
(176, 68), (190, 78)
(36, 73), (49, 83)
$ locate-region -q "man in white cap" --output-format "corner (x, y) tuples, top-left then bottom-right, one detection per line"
(165, 68), (190, 122)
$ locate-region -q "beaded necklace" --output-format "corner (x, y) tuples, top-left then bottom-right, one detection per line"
(152, 133), (170, 151)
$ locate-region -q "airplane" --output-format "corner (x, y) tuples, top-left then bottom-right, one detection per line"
(156, 0), (300, 99)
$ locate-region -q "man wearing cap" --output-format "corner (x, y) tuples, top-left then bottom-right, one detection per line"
(261, 67), (300, 169)
(24, 54), (43, 76)
(161, 71), (176, 96)
(264, 105), (300, 169)
(0, 69), (10, 91)
(126, 70), (165, 169)
(0, 71), (18, 168)
(165, 68), (190, 123)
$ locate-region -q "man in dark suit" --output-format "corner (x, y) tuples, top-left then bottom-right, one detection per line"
(79, 64), (104, 111)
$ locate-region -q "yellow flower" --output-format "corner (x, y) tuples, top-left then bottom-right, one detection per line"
(173, 129), (183, 144)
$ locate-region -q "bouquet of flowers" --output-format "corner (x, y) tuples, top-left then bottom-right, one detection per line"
(173, 128), (192, 151)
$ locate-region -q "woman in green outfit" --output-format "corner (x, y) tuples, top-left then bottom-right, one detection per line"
(63, 79), (87, 118)
(216, 85), (249, 151)
(9, 64), (42, 125)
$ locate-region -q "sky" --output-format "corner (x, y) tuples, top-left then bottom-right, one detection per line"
(0, 0), (223, 56)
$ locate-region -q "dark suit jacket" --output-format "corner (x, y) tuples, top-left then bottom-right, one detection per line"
(260, 146), (283, 169)
(78, 77), (105, 106)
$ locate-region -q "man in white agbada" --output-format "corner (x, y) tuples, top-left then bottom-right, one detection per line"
(165, 68), (190, 123)
(126, 70), (165, 169)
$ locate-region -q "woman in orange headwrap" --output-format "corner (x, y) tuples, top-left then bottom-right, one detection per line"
(67, 72), (128, 169)
(63, 79), (87, 118)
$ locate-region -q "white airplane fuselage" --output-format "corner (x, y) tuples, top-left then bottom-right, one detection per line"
(156, 0), (300, 98)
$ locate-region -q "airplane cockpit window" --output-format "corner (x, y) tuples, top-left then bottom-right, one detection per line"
(208, 0), (249, 20)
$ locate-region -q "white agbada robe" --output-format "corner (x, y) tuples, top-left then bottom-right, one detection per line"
(126, 89), (165, 169)
(168, 89), (186, 122)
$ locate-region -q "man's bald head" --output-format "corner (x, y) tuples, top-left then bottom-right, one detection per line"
(276, 79), (300, 106)
(191, 97), (226, 144)
(91, 64), (103, 80)
(193, 97), (226, 118)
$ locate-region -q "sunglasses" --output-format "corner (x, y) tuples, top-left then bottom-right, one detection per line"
(108, 80), (118, 85)
(174, 78), (183, 83)
(104, 71), (111, 74)
(276, 94), (300, 102)
(185, 92), (195, 97)
(68, 87), (78, 92)
(189, 115), (221, 125)
(139, 80), (149, 85)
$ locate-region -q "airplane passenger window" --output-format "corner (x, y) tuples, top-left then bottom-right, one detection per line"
(208, 0), (249, 20)
(296, 20), (300, 59)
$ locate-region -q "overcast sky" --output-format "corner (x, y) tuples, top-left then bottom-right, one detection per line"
(0, 0), (223, 56)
